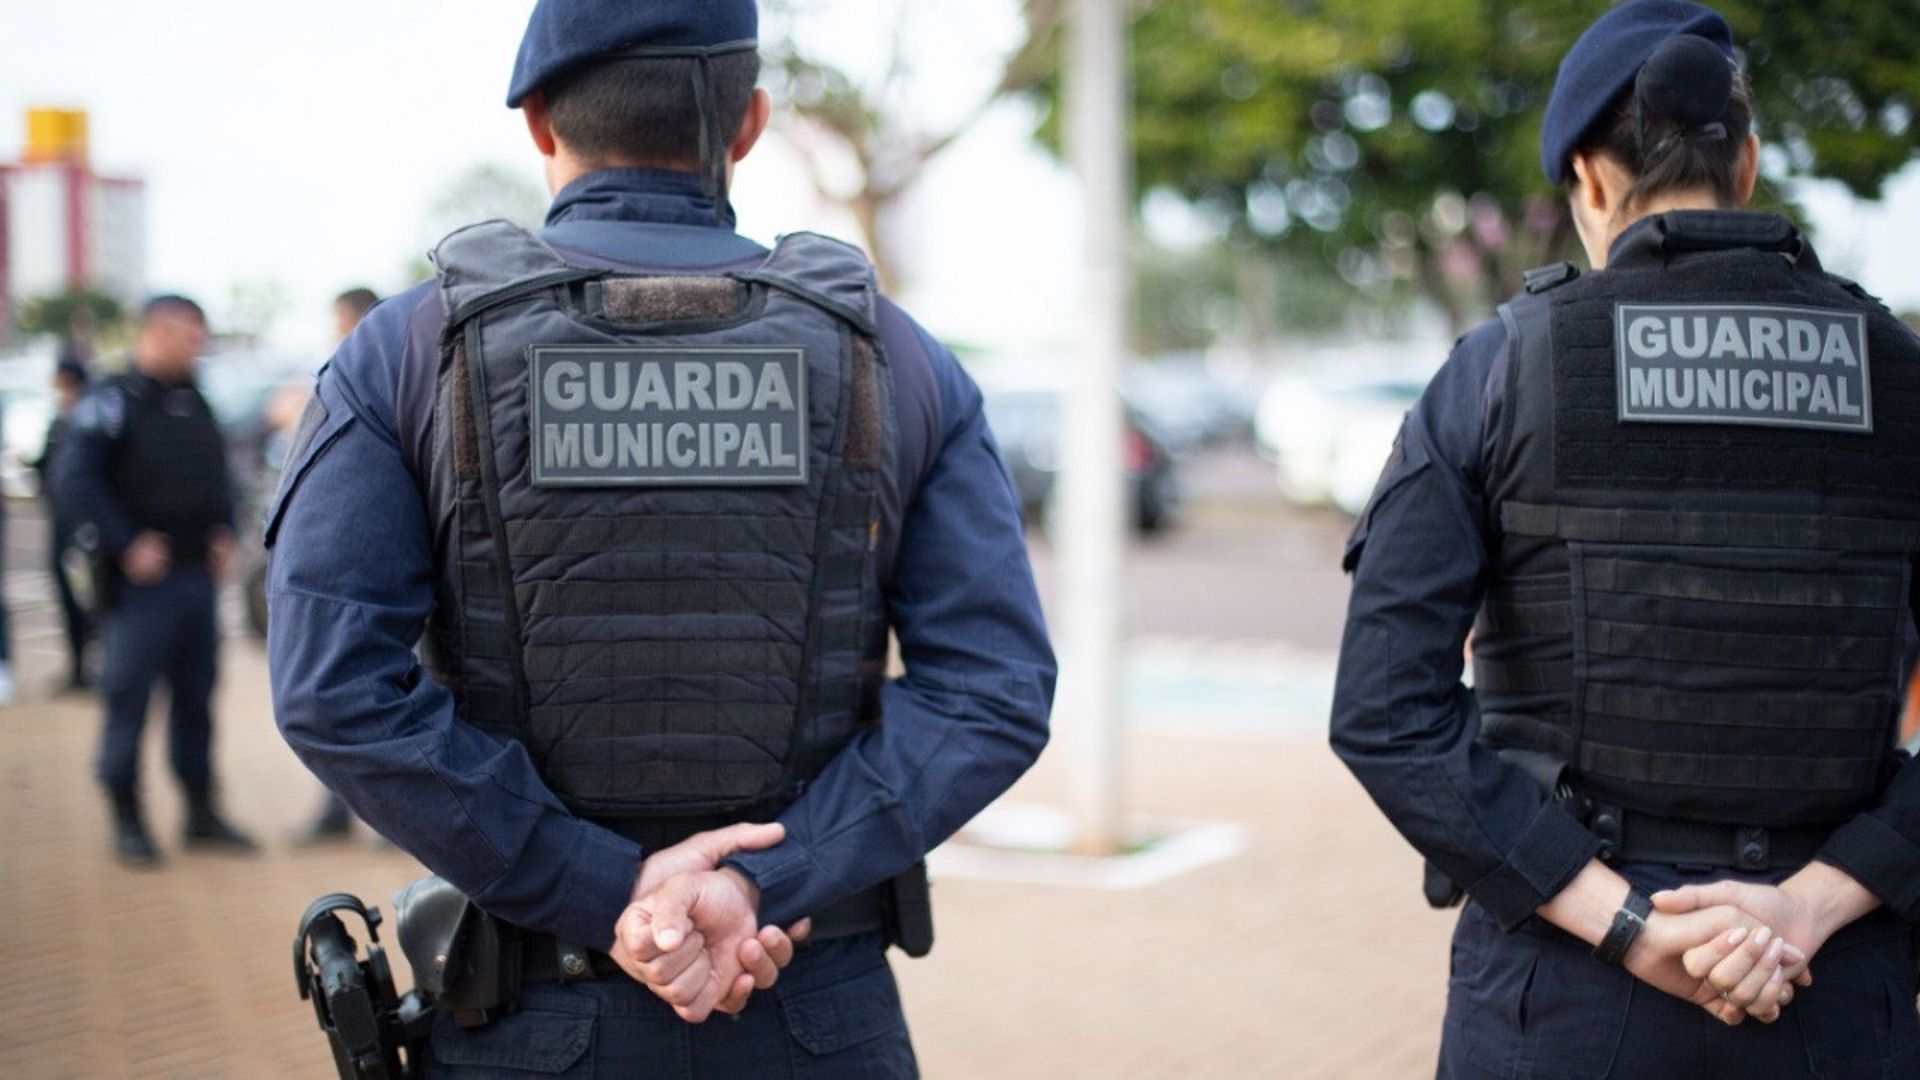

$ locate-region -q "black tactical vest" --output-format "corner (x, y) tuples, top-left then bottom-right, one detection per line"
(1473, 212), (1920, 828)
(106, 373), (230, 562)
(424, 222), (896, 823)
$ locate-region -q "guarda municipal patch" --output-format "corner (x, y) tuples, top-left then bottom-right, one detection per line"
(529, 345), (809, 486)
(1614, 304), (1871, 434)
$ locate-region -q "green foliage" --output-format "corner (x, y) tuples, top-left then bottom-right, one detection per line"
(1035, 0), (1920, 328)
(15, 289), (125, 339)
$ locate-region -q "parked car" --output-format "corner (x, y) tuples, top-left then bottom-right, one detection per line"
(981, 382), (1181, 535)
(1122, 356), (1256, 453)
(1255, 354), (1442, 516)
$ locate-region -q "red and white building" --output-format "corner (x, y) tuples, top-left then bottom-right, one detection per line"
(0, 109), (146, 343)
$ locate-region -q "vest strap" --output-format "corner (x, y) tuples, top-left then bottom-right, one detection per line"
(1502, 501), (1920, 553)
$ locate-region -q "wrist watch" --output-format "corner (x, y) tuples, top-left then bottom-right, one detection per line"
(1593, 888), (1653, 966)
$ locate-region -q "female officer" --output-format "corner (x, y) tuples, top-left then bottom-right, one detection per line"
(1330, 1), (1920, 1076)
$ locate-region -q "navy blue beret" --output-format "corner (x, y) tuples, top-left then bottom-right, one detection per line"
(1540, 0), (1734, 184)
(506, 0), (758, 108)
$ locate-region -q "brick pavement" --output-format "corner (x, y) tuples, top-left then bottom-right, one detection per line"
(0, 591), (1454, 1079)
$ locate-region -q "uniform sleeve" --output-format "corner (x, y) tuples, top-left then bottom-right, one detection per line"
(52, 384), (140, 555)
(1817, 622), (1920, 920)
(1328, 322), (1601, 931)
(265, 296), (643, 952)
(724, 316), (1056, 927)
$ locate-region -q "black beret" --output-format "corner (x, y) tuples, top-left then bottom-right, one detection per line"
(1540, 0), (1734, 184)
(506, 0), (758, 108)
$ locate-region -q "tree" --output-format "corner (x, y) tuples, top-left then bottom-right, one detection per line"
(15, 288), (125, 341)
(1050, 0), (1920, 332)
(762, 0), (1065, 291)
(403, 162), (550, 282)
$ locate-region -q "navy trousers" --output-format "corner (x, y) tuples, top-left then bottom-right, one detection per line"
(424, 935), (917, 1080)
(1438, 864), (1920, 1080)
(94, 565), (219, 796)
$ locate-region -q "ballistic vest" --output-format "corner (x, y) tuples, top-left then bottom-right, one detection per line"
(105, 373), (230, 563)
(423, 221), (896, 822)
(1473, 211), (1920, 828)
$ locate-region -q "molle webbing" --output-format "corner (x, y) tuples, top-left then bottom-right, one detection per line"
(1502, 502), (1920, 553)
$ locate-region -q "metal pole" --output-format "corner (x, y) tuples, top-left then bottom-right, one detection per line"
(1058, 0), (1129, 856)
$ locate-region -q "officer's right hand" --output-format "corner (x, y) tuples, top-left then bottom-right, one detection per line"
(612, 867), (765, 1023)
(121, 531), (171, 585)
(630, 822), (786, 902)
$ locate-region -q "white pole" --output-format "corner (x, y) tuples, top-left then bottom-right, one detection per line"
(1058, 0), (1129, 856)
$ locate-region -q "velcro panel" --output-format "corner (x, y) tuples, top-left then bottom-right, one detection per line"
(845, 338), (882, 470)
(1547, 257), (1920, 497)
(600, 277), (742, 323)
(451, 341), (482, 480)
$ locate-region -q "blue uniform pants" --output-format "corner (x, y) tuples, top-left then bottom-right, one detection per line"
(94, 565), (219, 796)
(424, 935), (918, 1080)
(1439, 865), (1920, 1080)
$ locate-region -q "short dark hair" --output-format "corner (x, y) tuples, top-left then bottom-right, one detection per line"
(143, 294), (206, 325)
(544, 51), (760, 168)
(335, 287), (380, 318)
(1571, 71), (1754, 213)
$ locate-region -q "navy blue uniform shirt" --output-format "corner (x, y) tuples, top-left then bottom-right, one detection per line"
(267, 168), (1055, 950)
(1330, 220), (1920, 930)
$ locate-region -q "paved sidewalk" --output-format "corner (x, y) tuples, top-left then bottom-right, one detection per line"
(0, 611), (1452, 1078)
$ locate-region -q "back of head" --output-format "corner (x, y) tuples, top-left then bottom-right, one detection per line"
(545, 49), (759, 170)
(1542, 1), (1752, 212)
(506, 0), (761, 203)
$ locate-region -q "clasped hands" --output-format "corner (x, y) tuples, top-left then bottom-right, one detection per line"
(606, 822), (809, 1023)
(1618, 860), (1873, 1028)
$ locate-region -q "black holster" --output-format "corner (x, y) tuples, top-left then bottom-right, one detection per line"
(394, 876), (521, 1028)
(882, 862), (935, 958)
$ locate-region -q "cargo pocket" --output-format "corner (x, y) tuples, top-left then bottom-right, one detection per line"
(781, 959), (918, 1079)
(1795, 931), (1920, 1080)
(428, 1009), (596, 1079)
(1513, 924), (1633, 1079)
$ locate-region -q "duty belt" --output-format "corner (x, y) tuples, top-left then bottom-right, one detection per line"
(1587, 804), (1832, 872)
(520, 884), (888, 986)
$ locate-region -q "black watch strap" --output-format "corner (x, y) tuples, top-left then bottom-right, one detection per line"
(1593, 888), (1653, 967)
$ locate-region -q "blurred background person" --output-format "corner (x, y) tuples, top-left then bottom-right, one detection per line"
(57, 295), (258, 866)
(292, 286), (380, 846)
(34, 358), (96, 693)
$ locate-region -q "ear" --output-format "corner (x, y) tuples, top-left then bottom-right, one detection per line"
(1733, 132), (1761, 204)
(522, 90), (558, 158)
(730, 88), (773, 164)
(1568, 150), (1612, 215)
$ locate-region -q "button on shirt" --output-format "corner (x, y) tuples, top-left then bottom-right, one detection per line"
(267, 169), (1055, 950)
(1329, 220), (1920, 930)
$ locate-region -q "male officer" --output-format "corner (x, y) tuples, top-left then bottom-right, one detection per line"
(265, 1), (1055, 1075)
(60, 295), (257, 866)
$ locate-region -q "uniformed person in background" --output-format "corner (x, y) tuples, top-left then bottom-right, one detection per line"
(264, 1), (1054, 1076)
(59, 295), (258, 866)
(36, 358), (96, 694)
(1330, 2), (1920, 1076)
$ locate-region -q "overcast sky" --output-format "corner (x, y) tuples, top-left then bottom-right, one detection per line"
(2, 0), (1914, 358)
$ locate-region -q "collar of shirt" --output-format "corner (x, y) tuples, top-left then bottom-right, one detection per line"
(546, 167), (737, 230)
(540, 167), (767, 270)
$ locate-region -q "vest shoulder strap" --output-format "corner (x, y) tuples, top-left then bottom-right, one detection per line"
(1521, 261), (1580, 294)
(432, 220), (600, 332)
(734, 232), (880, 336)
